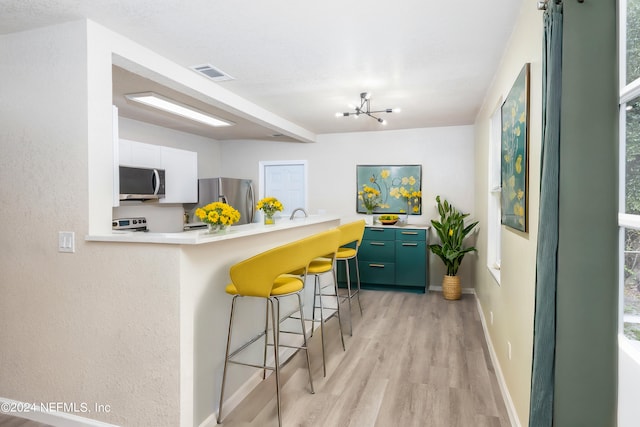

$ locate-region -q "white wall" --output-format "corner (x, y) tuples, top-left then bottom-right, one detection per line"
(1, 22), (182, 426)
(473, 3), (542, 425)
(220, 126), (477, 288)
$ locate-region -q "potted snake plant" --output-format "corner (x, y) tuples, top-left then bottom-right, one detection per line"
(429, 196), (479, 300)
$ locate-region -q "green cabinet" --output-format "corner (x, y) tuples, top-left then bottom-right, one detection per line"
(339, 226), (429, 292)
(394, 229), (427, 287)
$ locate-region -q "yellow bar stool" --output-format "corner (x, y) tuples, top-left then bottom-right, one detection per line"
(217, 236), (320, 427)
(289, 228), (344, 377)
(335, 219), (366, 335)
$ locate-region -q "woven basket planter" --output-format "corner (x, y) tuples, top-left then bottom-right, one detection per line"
(442, 275), (461, 300)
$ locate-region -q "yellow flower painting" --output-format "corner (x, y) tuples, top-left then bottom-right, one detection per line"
(356, 165), (422, 215)
(501, 63), (529, 232)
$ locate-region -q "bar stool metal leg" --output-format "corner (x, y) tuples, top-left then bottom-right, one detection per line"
(217, 295), (238, 424)
(344, 259), (354, 336)
(270, 297), (282, 427)
(262, 299), (269, 380)
(315, 275), (327, 377)
(354, 254), (363, 315)
(311, 266), (346, 377)
(332, 268), (346, 351)
(295, 292), (315, 392)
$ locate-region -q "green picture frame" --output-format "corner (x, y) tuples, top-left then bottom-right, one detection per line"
(356, 164), (422, 214)
(501, 63), (530, 232)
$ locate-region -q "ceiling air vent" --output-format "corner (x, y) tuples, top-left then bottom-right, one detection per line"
(190, 64), (234, 82)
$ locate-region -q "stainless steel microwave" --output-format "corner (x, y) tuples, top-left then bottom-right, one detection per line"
(119, 166), (166, 201)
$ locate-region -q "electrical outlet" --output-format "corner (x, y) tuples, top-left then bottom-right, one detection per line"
(490, 311), (494, 325)
(58, 231), (75, 253)
(508, 341), (512, 360)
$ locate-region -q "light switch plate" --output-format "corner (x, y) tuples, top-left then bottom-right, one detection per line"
(58, 231), (75, 253)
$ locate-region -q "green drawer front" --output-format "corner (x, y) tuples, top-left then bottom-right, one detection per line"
(395, 228), (426, 241)
(359, 261), (395, 285)
(364, 227), (395, 240)
(359, 240), (395, 262)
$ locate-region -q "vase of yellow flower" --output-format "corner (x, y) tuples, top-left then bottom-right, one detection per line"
(194, 201), (241, 234)
(256, 196), (283, 225)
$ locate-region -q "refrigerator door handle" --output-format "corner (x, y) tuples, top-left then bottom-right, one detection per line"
(247, 183), (255, 223)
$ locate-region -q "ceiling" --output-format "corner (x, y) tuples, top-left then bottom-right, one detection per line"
(1, 0), (526, 141)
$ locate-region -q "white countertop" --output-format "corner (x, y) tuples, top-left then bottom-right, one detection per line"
(86, 214), (341, 245)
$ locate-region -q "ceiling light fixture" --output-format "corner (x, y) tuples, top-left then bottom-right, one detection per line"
(336, 92), (400, 125)
(125, 92), (233, 127)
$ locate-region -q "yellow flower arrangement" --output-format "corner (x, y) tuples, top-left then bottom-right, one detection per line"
(358, 184), (382, 214)
(256, 196), (284, 218)
(389, 176), (422, 213)
(194, 201), (241, 227)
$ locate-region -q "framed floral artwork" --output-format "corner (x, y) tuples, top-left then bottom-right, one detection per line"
(501, 63), (530, 232)
(356, 165), (422, 214)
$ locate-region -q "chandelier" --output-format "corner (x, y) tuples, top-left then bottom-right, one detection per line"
(336, 92), (400, 125)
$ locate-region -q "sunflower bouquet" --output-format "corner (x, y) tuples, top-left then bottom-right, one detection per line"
(256, 196), (283, 222)
(194, 202), (241, 227)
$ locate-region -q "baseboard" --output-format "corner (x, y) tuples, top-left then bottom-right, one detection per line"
(0, 397), (119, 427)
(474, 295), (521, 427)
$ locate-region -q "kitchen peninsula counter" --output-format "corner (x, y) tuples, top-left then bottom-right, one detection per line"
(84, 214), (340, 426)
(86, 214), (340, 244)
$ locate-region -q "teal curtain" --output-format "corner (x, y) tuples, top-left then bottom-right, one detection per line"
(529, 2), (562, 426)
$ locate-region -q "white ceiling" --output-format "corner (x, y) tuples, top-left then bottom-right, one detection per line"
(0, 0), (526, 141)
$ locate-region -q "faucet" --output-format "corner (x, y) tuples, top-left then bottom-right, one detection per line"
(289, 208), (308, 220)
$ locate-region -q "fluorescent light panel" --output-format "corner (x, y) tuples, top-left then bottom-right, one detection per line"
(125, 92), (233, 127)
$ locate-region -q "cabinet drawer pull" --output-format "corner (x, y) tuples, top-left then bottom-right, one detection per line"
(368, 264), (385, 268)
(401, 231), (419, 235)
(402, 242), (418, 246)
(370, 242), (386, 246)
(370, 228), (385, 232)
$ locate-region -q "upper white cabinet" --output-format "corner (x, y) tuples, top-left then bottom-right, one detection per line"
(117, 139), (198, 204)
(120, 139), (162, 168)
(160, 146), (198, 203)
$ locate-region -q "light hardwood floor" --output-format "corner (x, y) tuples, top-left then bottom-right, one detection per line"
(0, 290), (510, 427)
(218, 290), (511, 427)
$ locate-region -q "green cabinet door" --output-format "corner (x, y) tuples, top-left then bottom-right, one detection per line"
(395, 240), (426, 287)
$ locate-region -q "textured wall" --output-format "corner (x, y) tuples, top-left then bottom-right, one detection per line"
(0, 22), (181, 426)
(472, 2), (542, 425)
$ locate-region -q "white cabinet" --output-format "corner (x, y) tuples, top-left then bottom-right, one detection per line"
(160, 146), (198, 203)
(119, 138), (162, 168)
(117, 139), (198, 204)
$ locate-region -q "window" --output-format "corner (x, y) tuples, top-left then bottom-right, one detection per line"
(619, 4), (640, 424)
(259, 160), (308, 216)
(621, 0), (640, 345)
(488, 105), (502, 283)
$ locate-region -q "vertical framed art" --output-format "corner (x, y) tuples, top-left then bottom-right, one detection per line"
(501, 63), (530, 232)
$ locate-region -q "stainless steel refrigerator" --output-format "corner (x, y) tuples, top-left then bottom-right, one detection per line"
(184, 177), (255, 227)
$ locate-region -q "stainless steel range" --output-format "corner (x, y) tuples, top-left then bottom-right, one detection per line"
(112, 217), (148, 232)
